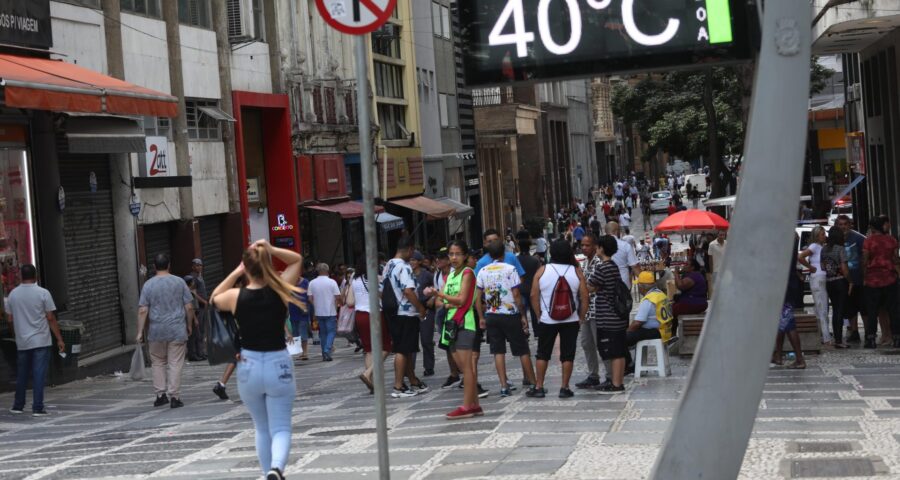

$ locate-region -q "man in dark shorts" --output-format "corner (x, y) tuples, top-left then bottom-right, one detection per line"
(589, 235), (628, 394)
(383, 238), (429, 398)
(476, 242), (536, 397)
(836, 215), (866, 343)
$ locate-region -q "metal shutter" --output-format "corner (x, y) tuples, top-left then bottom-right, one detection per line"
(59, 155), (124, 354)
(143, 223), (172, 275)
(199, 216), (225, 293)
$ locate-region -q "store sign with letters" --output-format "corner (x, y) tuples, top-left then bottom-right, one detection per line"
(143, 136), (171, 177)
(0, 0), (51, 50)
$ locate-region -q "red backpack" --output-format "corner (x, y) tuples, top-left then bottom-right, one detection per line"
(545, 265), (576, 321)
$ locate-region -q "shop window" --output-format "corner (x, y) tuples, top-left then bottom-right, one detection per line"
(121, 0), (162, 18)
(185, 99), (222, 140)
(178, 0), (212, 28)
(0, 149), (34, 295)
(377, 104), (407, 140)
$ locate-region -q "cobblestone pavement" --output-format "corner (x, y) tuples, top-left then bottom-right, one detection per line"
(0, 340), (899, 479)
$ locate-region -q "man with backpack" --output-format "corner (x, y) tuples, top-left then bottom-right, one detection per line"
(382, 238), (429, 397)
(588, 235), (630, 394)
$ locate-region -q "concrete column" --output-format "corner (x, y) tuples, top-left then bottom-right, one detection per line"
(211, 0), (240, 213)
(109, 156), (139, 343)
(162, 0), (194, 220)
(30, 112), (68, 306)
(264, 0), (284, 93)
(100, 0), (124, 79)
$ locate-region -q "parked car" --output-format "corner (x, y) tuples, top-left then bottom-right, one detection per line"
(650, 191), (673, 213)
(828, 201), (853, 225)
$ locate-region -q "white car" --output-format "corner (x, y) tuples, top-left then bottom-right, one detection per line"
(828, 202), (853, 225)
(649, 191), (672, 213)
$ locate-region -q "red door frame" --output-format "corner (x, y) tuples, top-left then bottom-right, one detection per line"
(232, 91), (300, 251)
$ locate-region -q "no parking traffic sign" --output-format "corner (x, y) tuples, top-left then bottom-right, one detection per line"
(315, 0), (397, 35)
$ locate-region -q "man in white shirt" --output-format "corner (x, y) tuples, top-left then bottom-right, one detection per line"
(7, 265), (64, 416)
(308, 263), (342, 361)
(605, 222), (640, 288)
(707, 231), (727, 295)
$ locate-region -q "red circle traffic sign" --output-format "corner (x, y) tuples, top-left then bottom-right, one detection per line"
(315, 0), (397, 35)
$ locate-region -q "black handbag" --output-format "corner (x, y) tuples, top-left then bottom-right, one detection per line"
(206, 307), (240, 366)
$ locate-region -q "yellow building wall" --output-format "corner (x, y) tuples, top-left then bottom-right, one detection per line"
(367, 0), (422, 199)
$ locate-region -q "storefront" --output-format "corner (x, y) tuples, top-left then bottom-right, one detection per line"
(233, 91), (298, 251)
(0, 50), (177, 386)
(386, 195), (456, 253)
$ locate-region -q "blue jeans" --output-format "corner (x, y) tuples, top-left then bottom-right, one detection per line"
(290, 317), (310, 341)
(237, 349), (296, 473)
(14, 346), (51, 412)
(317, 316), (337, 355)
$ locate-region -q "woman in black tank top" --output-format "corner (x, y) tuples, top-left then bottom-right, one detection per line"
(211, 239), (303, 480)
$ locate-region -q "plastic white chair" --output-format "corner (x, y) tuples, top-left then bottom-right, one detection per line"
(634, 338), (671, 379)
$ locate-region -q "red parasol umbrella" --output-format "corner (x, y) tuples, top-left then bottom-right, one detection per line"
(654, 209), (730, 234)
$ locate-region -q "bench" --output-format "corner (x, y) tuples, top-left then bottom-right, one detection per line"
(676, 311), (822, 357)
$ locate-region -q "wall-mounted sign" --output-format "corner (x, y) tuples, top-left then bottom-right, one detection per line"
(271, 213), (295, 232)
(247, 177), (260, 203)
(0, 0), (52, 50)
(144, 136), (170, 177)
(130, 202), (141, 216)
(460, 0), (755, 86)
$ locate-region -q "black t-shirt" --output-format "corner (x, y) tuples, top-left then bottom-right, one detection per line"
(784, 248), (803, 308)
(517, 253), (541, 295)
(234, 286), (288, 352)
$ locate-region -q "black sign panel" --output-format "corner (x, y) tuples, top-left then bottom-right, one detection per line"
(0, 0), (52, 50)
(459, 0), (755, 86)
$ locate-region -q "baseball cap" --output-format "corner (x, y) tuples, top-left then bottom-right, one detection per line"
(637, 271), (656, 285)
(436, 247), (449, 259)
(192, 258), (203, 266)
(412, 251), (425, 261)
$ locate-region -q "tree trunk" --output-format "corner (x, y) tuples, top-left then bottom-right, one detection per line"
(703, 69), (725, 198)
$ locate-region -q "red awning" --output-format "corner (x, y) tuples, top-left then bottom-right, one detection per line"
(0, 54), (178, 117)
(389, 195), (456, 220)
(304, 201), (384, 219)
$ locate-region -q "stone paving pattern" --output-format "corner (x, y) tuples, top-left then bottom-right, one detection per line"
(0, 340), (898, 479)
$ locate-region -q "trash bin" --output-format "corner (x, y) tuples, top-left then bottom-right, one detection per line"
(58, 320), (83, 368)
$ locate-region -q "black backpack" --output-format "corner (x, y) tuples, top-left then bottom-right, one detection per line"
(613, 279), (633, 321)
(381, 263), (399, 314)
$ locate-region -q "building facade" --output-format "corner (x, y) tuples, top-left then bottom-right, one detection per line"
(813, 0), (900, 231)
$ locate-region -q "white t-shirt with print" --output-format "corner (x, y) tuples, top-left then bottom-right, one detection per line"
(476, 260), (521, 315)
(383, 258), (417, 314)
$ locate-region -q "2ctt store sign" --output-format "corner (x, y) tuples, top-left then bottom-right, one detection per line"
(459, 0), (755, 86)
(0, 0), (51, 50)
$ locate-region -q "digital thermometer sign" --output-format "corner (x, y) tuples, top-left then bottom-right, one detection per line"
(459, 0), (756, 86)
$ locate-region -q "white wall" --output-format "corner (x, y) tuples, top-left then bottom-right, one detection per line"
(189, 141), (229, 216)
(180, 25), (221, 99)
(120, 13), (170, 94)
(249, 208), (270, 242)
(50, 2), (106, 73)
(230, 41), (273, 93)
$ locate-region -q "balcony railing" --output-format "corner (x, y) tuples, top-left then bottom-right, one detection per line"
(472, 86), (514, 106)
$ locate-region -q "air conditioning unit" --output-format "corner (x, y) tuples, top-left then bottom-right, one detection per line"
(227, 0), (255, 42)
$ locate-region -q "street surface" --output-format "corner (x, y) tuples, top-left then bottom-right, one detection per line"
(0, 342), (899, 479)
(1, 208), (898, 479)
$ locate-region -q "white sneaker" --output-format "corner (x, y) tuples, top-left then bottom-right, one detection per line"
(391, 387), (417, 398)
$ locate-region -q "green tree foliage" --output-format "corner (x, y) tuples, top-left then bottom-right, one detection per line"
(611, 60), (834, 164)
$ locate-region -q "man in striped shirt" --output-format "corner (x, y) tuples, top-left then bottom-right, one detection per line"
(575, 234), (604, 389)
(588, 235), (628, 394)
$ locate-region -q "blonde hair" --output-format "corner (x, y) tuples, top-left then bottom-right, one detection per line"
(243, 246), (307, 312)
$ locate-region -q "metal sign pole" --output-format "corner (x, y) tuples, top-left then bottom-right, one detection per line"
(650, 1), (811, 478)
(356, 35), (391, 480)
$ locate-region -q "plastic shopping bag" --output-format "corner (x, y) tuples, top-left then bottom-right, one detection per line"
(130, 345), (146, 381)
(206, 308), (240, 366)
